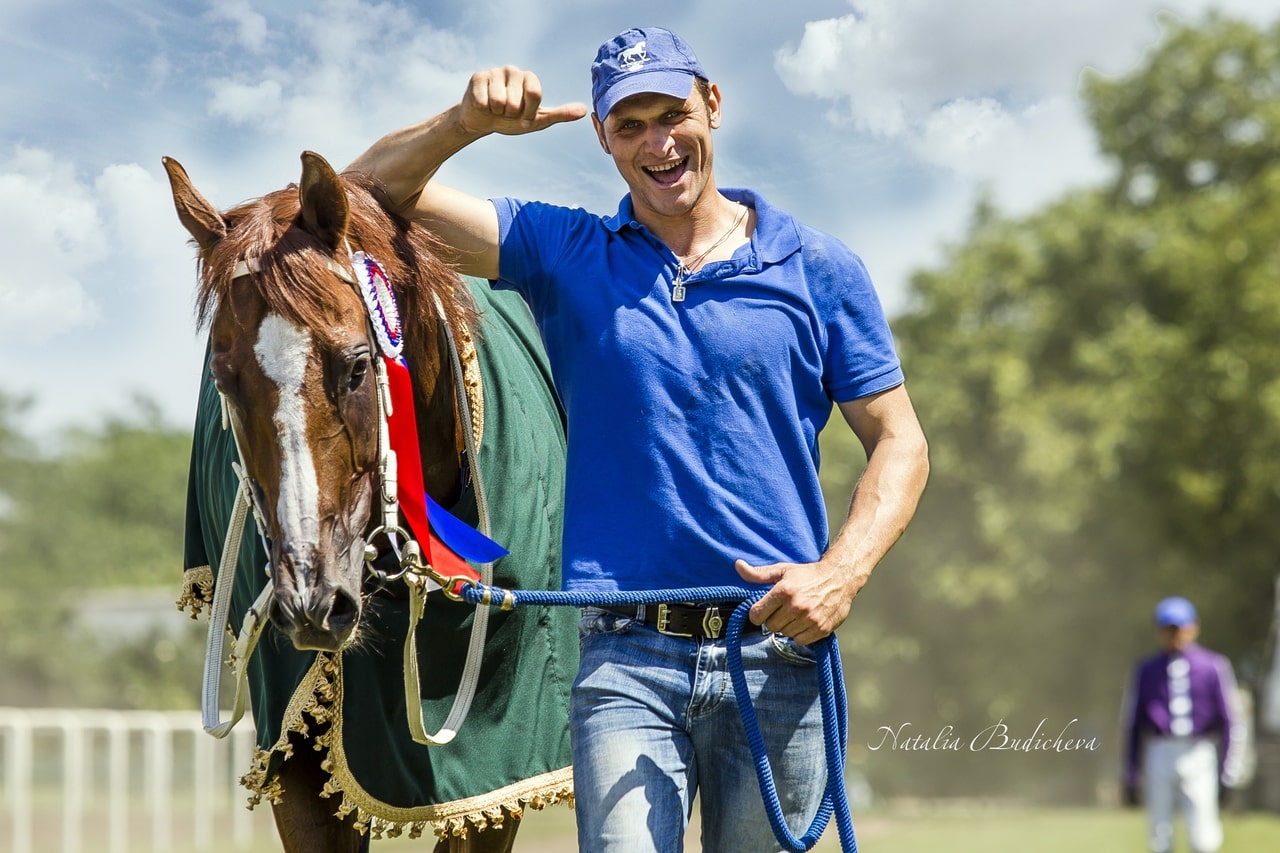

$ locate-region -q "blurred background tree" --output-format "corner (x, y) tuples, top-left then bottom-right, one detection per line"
(822, 11), (1280, 801)
(0, 392), (202, 708)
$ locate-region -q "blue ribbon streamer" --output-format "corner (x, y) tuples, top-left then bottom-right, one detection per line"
(424, 492), (509, 563)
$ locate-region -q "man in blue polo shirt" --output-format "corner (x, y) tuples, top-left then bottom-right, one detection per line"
(1122, 596), (1246, 853)
(350, 26), (929, 851)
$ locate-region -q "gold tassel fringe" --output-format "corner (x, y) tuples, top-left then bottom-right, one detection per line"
(235, 651), (572, 840)
(176, 565), (215, 618)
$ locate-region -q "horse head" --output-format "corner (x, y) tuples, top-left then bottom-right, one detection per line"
(164, 152), (469, 652)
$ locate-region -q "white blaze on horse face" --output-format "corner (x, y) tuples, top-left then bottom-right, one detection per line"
(254, 314), (320, 552)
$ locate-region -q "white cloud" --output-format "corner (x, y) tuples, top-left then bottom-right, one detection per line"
(210, 0), (269, 53)
(0, 147), (104, 342)
(0, 145), (202, 430)
(773, 0), (1226, 226)
(912, 95), (1107, 210)
(196, 1), (477, 175)
(776, 0), (1196, 119)
(295, 0), (419, 63)
(776, 0), (1280, 180)
(98, 163), (194, 274)
(208, 78), (284, 124)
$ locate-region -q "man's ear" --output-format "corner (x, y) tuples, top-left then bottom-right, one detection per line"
(707, 82), (723, 129)
(592, 113), (611, 154)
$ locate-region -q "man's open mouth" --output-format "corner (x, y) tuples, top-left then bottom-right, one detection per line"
(644, 157), (689, 187)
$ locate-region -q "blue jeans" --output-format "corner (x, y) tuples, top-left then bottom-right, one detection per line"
(571, 607), (827, 852)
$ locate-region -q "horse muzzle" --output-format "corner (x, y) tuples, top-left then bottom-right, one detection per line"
(268, 549), (362, 651)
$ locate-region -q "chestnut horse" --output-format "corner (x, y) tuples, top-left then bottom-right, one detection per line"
(168, 152), (577, 851)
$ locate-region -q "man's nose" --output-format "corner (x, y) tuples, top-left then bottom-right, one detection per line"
(643, 126), (676, 157)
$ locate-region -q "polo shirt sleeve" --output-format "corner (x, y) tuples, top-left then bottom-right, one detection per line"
(810, 241), (904, 403)
(491, 197), (580, 312)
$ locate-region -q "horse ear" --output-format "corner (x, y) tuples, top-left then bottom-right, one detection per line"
(298, 151), (350, 252)
(162, 156), (227, 255)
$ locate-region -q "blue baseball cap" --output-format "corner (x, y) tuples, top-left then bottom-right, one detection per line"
(591, 27), (708, 119)
(1154, 596), (1198, 627)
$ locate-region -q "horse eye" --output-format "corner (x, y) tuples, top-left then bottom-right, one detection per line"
(348, 356), (370, 392)
(210, 366), (235, 397)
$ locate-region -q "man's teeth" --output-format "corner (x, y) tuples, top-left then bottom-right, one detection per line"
(647, 160), (683, 173)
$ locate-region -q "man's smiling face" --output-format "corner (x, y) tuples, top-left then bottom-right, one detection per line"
(593, 83), (722, 225)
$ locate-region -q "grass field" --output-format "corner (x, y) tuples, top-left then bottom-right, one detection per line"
(16, 801), (1280, 851)
(331, 802), (1280, 852)
(845, 806), (1280, 853)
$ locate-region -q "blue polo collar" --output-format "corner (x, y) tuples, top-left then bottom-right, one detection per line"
(603, 188), (803, 265)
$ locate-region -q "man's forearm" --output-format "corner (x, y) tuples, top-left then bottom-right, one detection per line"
(347, 67), (586, 217)
(825, 427), (929, 589)
(346, 104), (479, 214)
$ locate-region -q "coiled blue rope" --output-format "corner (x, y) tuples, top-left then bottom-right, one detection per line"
(457, 582), (858, 852)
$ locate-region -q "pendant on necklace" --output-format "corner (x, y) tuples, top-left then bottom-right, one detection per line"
(672, 265), (688, 302)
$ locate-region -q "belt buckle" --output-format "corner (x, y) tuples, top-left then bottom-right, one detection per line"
(656, 603), (693, 638)
(702, 607), (723, 639)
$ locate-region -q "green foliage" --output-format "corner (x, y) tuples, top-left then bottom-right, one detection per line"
(1086, 11), (1280, 201)
(0, 392), (200, 708)
(3, 395), (191, 590)
(819, 13), (1280, 800)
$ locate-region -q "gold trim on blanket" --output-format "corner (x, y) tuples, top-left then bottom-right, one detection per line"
(176, 565), (215, 617)
(239, 652), (573, 840)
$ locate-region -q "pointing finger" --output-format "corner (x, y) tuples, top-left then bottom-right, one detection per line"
(535, 102), (588, 127)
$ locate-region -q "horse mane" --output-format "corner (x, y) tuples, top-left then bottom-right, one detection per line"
(194, 171), (476, 351)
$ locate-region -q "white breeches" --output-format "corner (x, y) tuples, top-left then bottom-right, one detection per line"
(1144, 737), (1222, 853)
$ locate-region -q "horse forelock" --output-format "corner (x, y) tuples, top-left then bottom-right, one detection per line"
(195, 172), (476, 348)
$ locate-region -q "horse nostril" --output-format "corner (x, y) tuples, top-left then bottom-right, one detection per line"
(268, 597), (294, 633)
(326, 587), (360, 634)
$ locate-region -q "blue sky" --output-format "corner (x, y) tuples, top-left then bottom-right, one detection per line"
(1, 0), (1275, 433)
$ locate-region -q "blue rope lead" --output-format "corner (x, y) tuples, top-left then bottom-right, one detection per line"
(727, 593), (856, 852)
(461, 584), (754, 609)
(457, 582), (858, 852)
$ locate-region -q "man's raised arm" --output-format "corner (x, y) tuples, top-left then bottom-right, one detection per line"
(346, 67), (586, 279)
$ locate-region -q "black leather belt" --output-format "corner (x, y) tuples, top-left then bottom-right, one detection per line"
(602, 602), (736, 639)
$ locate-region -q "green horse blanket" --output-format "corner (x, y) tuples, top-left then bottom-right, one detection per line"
(178, 278), (577, 840)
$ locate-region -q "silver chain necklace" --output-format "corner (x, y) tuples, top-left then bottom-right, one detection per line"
(671, 204), (749, 303)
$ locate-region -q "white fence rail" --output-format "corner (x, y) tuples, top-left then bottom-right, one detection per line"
(0, 707), (265, 853)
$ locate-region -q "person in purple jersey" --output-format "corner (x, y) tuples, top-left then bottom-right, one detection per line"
(1122, 596), (1247, 853)
(350, 26), (929, 851)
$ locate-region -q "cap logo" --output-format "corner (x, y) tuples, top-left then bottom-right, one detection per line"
(618, 41), (649, 71)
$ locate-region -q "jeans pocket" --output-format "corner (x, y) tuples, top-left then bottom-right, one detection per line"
(578, 607), (635, 648)
(767, 632), (818, 666)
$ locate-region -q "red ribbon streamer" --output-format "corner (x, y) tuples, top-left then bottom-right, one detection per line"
(383, 354), (480, 582)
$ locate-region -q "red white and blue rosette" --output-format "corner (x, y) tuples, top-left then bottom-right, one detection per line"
(353, 251), (403, 359)
(350, 249), (506, 581)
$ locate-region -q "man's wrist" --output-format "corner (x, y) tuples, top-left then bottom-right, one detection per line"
(450, 102), (498, 142)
